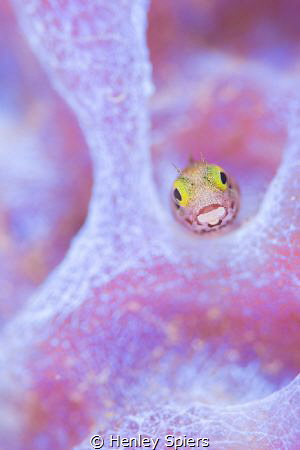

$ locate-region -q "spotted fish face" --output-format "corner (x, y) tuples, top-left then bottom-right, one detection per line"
(171, 162), (240, 234)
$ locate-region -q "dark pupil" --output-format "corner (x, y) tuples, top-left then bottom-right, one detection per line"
(173, 188), (182, 201)
(220, 172), (227, 184)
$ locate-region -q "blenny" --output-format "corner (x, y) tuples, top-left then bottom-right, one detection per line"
(171, 160), (240, 233)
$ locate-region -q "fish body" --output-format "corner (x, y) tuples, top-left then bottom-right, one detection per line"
(171, 161), (240, 234)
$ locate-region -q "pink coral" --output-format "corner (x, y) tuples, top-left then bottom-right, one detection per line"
(0, 0), (92, 325)
(0, 0), (299, 449)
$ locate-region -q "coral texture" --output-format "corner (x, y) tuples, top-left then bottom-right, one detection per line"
(0, 0), (299, 449)
(0, 0), (92, 326)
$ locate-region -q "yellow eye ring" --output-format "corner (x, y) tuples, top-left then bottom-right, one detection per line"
(172, 178), (191, 206)
(205, 165), (228, 191)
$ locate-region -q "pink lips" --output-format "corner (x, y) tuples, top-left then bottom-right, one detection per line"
(197, 203), (223, 215)
(196, 204), (227, 226)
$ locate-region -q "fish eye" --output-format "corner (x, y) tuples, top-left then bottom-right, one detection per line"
(205, 165), (228, 191)
(220, 172), (227, 185)
(172, 178), (190, 206)
(173, 188), (182, 202)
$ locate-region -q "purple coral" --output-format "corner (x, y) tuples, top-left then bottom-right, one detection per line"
(0, 0), (299, 449)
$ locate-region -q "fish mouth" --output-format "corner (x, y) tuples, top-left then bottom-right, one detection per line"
(196, 203), (227, 226)
(197, 203), (223, 215)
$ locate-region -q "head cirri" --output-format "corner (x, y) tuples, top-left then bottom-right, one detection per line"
(171, 161), (240, 234)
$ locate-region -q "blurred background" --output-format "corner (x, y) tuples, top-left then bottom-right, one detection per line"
(0, 1), (93, 327)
